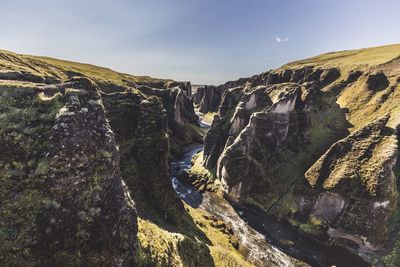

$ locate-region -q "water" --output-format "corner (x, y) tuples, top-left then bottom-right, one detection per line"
(235, 206), (370, 267)
(200, 192), (298, 266)
(170, 111), (209, 208)
(170, 143), (204, 207)
(169, 111), (371, 267)
(169, 112), (297, 266)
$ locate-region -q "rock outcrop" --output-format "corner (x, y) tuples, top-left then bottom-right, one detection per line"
(0, 78), (137, 265)
(137, 84), (201, 157)
(300, 116), (398, 252)
(216, 84), (310, 202)
(0, 50), (201, 266)
(193, 74), (267, 113)
(200, 44), (400, 265)
(103, 92), (187, 225)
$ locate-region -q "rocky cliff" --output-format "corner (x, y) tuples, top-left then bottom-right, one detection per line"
(0, 77), (138, 265)
(0, 50), (204, 266)
(200, 44), (400, 266)
(193, 72), (270, 113)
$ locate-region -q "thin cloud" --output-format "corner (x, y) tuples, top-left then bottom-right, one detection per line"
(276, 36), (290, 43)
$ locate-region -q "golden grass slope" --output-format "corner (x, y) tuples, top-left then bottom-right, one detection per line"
(279, 44), (400, 129)
(282, 44), (400, 71)
(0, 49), (167, 86)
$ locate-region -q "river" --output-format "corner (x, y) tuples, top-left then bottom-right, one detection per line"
(169, 112), (370, 267)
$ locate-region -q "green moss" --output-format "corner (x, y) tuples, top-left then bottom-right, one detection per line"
(187, 152), (219, 192)
(189, 152), (214, 179)
(298, 215), (327, 237)
(307, 94), (350, 158)
(184, 123), (207, 143)
(34, 160), (49, 176)
(382, 153), (400, 266)
(221, 109), (235, 132)
(135, 218), (214, 267)
(177, 237), (214, 267)
(383, 238), (400, 267)
(0, 86), (63, 265)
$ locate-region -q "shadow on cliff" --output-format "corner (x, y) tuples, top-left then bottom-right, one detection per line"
(101, 91), (213, 249)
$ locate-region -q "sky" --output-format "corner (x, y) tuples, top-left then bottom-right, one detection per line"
(1, 0), (400, 84)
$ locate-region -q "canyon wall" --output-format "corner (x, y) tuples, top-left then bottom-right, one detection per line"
(199, 45), (400, 265)
(0, 50), (204, 266)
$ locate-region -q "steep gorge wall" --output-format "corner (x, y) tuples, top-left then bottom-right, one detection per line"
(0, 51), (203, 265)
(200, 52), (400, 265)
(0, 77), (138, 265)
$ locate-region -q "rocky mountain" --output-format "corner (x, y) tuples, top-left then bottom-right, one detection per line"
(1, 44), (400, 267)
(196, 44), (400, 266)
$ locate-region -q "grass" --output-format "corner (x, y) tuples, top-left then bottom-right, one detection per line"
(337, 77), (400, 129)
(136, 204), (254, 267)
(184, 204), (253, 267)
(190, 152), (214, 179)
(295, 215), (328, 238)
(188, 152), (219, 192)
(203, 112), (217, 125)
(136, 218), (212, 266)
(282, 44), (400, 71)
(184, 123), (208, 143)
(0, 49), (169, 88)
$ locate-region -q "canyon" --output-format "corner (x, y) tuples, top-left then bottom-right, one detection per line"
(1, 44), (400, 266)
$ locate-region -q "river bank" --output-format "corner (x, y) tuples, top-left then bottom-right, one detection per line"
(168, 111), (370, 267)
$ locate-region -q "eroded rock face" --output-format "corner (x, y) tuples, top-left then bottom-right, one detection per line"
(216, 84), (308, 202)
(346, 70), (363, 83)
(197, 85), (221, 113)
(194, 66), (341, 115)
(203, 115), (226, 170)
(311, 192), (346, 221)
(104, 93), (187, 225)
(193, 74), (264, 114)
(173, 89), (197, 126)
(137, 84), (198, 129)
(137, 84), (200, 157)
(0, 78), (137, 266)
(0, 45), (204, 264)
(0, 74), (199, 265)
(203, 86), (244, 170)
(201, 59), (400, 264)
(302, 116), (398, 250)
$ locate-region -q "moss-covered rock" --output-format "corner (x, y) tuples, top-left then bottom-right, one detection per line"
(200, 44), (400, 265)
(0, 78), (138, 266)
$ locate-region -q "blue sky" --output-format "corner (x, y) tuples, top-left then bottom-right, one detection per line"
(1, 0), (400, 84)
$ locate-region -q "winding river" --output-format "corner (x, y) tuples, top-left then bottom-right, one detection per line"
(169, 112), (370, 267)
